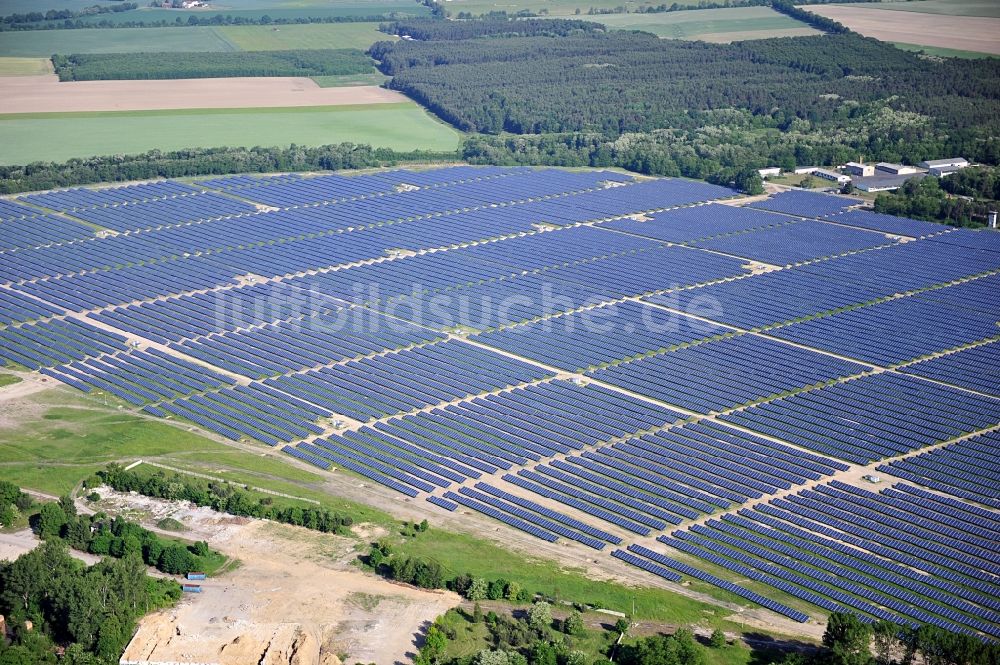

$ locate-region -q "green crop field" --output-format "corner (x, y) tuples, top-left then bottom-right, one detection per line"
(594, 6), (819, 41)
(0, 103), (462, 165)
(0, 26), (239, 56)
(217, 22), (392, 50)
(894, 42), (998, 58)
(850, 0), (1000, 17)
(0, 22), (393, 57)
(0, 56), (52, 75)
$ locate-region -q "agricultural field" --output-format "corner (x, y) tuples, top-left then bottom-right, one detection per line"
(592, 6), (819, 41)
(0, 103), (461, 164)
(217, 22), (394, 50)
(808, 4), (1000, 56)
(0, 22), (391, 56)
(852, 0), (1000, 17)
(0, 57), (53, 76)
(0, 26), (239, 57)
(1, 167), (999, 645)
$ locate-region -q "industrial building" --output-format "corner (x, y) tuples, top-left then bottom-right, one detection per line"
(813, 168), (851, 185)
(844, 162), (875, 177)
(853, 173), (925, 193)
(875, 163), (920, 176)
(919, 157), (969, 170)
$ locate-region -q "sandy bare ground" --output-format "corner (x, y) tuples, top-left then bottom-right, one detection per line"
(0, 76), (410, 114)
(115, 495), (459, 665)
(0, 527), (103, 566)
(807, 6), (1000, 54)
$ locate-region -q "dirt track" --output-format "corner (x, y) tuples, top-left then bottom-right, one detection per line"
(807, 6), (1000, 54)
(115, 496), (459, 665)
(0, 75), (409, 114)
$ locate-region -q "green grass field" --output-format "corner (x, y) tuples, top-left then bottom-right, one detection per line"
(593, 7), (819, 40)
(0, 103), (462, 165)
(217, 22), (392, 50)
(852, 0), (1000, 17)
(0, 373), (22, 387)
(893, 42), (998, 58)
(0, 26), (238, 57)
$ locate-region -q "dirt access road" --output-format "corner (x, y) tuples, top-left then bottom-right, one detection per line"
(0, 75), (409, 114)
(109, 490), (458, 665)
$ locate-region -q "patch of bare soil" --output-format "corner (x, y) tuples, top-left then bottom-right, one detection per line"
(807, 6), (1000, 55)
(0, 76), (410, 114)
(119, 497), (459, 665)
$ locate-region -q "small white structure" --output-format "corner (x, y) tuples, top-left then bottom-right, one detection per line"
(793, 166), (818, 175)
(757, 167), (781, 178)
(813, 168), (851, 185)
(862, 474), (882, 483)
(844, 162), (875, 177)
(919, 157), (968, 170)
(876, 162), (919, 175)
(989, 211), (998, 229)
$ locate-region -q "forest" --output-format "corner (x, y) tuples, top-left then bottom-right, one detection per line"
(369, 20), (1000, 168)
(0, 482), (183, 665)
(52, 49), (374, 81)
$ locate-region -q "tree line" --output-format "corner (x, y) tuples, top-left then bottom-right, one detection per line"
(0, 11), (413, 31)
(1, 3), (137, 25)
(33, 489), (221, 577)
(98, 464), (356, 535)
(52, 49), (374, 81)
(0, 144), (458, 195)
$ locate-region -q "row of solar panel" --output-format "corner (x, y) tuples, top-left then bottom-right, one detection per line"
(640, 482), (1000, 636)
(720, 372), (1000, 464)
(877, 431), (1000, 509)
(43, 347), (233, 404)
(19, 180), (198, 212)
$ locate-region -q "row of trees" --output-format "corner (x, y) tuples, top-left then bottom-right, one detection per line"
(34, 492), (218, 576)
(0, 10), (419, 30)
(98, 464), (356, 535)
(0, 144), (458, 195)
(1, 3), (137, 25)
(52, 49), (373, 81)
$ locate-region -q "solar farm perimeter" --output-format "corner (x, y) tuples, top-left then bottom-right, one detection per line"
(1, 167), (999, 639)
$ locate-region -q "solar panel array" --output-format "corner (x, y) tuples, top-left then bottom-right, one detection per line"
(617, 481), (1000, 635)
(3, 167), (999, 636)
